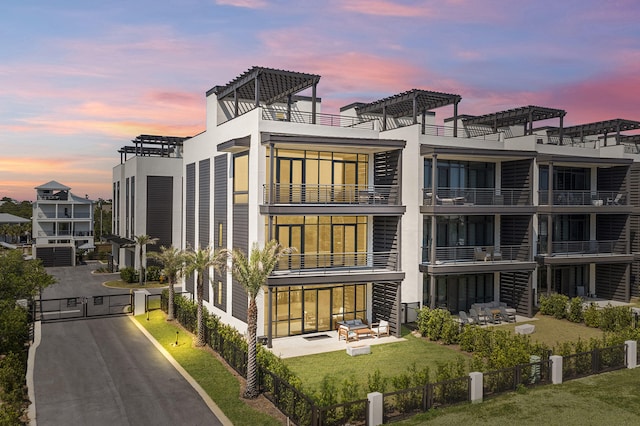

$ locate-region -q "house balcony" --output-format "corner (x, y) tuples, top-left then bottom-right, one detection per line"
(261, 184), (404, 215)
(538, 190), (627, 206)
(538, 240), (627, 256)
(423, 188), (531, 206)
(421, 244), (531, 264)
(272, 251), (399, 276)
(261, 108), (379, 130)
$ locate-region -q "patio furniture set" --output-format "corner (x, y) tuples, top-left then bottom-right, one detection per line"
(459, 302), (517, 326)
(337, 319), (390, 342)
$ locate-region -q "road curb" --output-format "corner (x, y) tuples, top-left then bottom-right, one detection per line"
(128, 316), (233, 426)
(27, 321), (41, 426)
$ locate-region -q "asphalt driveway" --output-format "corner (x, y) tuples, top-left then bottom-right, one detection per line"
(33, 262), (223, 426)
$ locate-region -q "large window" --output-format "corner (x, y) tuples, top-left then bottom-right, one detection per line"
(267, 284), (367, 337)
(268, 216), (368, 269)
(539, 166), (590, 191)
(424, 216), (494, 247)
(423, 274), (494, 312)
(233, 153), (249, 204)
(424, 159), (494, 189)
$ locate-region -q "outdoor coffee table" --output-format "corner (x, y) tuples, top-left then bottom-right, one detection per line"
(354, 328), (372, 340)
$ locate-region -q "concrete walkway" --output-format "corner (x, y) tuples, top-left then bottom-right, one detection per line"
(31, 262), (227, 426)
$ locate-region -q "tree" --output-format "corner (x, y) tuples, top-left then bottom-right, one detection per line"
(134, 234), (158, 286)
(184, 246), (226, 347)
(227, 240), (294, 399)
(148, 246), (186, 321)
(0, 250), (55, 301)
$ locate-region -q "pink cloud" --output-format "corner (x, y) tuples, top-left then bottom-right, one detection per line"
(336, 0), (435, 17)
(215, 0), (267, 8)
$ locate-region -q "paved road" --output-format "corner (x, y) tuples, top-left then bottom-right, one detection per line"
(33, 263), (221, 426)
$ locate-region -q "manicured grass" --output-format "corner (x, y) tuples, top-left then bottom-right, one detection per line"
(496, 313), (605, 348)
(135, 311), (281, 426)
(105, 280), (168, 289)
(284, 328), (468, 393)
(397, 367), (640, 425)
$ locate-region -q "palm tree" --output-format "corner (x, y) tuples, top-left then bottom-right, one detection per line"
(147, 246), (186, 321)
(227, 240), (294, 399)
(184, 245), (227, 346)
(134, 234), (158, 286)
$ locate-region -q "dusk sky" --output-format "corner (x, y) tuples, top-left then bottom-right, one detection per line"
(2, 0), (639, 202)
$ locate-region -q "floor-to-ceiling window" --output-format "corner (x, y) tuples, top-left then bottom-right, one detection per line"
(424, 159), (495, 189)
(267, 284), (367, 337)
(423, 274), (494, 313)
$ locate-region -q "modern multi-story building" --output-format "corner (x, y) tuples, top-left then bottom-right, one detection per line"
(110, 135), (187, 270)
(115, 66), (640, 347)
(32, 180), (94, 266)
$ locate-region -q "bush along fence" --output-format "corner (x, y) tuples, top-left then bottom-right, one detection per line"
(159, 295), (640, 426)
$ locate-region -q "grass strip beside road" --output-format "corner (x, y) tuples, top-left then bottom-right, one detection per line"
(135, 310), (281, 426)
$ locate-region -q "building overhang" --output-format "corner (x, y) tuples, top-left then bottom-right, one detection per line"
(261, 133), (406, 151)
(420, 205), (535, 215)
(419, 261), (537, 275)
(538, 254), (633, 265)
(217, 135), (251, 153)
(420, 145), (536, 160)
(536, 154), (632, 166)
(266, 271), (405, 287)
(261, 205), (406, 216)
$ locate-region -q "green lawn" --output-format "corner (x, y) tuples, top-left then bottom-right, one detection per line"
(284, 328), (468, 393)
(496, 313), (605, 348)
(397, 367), (640, 425)
(105, 280), (168, 289)
(135, 311), (281, 426)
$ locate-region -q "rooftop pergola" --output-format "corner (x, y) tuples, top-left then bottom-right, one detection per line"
(547, 119), (640, 145)
(355, 89), (462, 135)
(118, 134), (190, 163)
(211, 66), (321, 123)
(462, 105), (566, 136)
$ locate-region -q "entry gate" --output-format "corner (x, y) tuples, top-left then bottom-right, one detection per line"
(34, 293), (134, 322)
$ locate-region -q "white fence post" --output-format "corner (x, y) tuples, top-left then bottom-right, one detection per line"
(625, 340), (637, 369)
(469, 372), (483, 403)
(367, 392), (383, 426)
(550, 355), (563, 384)
(133, 290), (149, 316)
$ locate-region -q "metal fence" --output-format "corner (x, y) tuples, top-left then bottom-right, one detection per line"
(562, 344), (627, 381)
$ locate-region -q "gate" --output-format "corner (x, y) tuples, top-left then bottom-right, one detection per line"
(34, 293), (133, 322)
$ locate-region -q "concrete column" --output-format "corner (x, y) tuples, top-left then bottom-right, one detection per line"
(550, 355), (563, 384)
(626, 340), (637, 369)
(134, 290), (149, 316)
(469, 372), (483, 403)
(368, 392), (384, 426)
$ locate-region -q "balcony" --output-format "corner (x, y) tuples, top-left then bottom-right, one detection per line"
(422, 188), (531, 206)
(422, 244), (531, 264)
(261, 108), (378, 130)
(539, 191), (627, 206)
(539, 240), (626, 256)
(273, 251), (398, 275)
(263, 184), (399, 205)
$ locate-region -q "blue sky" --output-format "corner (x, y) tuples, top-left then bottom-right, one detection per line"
(2, 0), (640, 201)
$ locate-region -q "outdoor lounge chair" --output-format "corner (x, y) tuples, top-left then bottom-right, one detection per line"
(474, 247), (490, 261)
(371, 320), (390, 338)
(459, 311), (473, 325)
(607, 193), (623, 205)
(469, 308), (485, 325)
(499, 306), (516, 323)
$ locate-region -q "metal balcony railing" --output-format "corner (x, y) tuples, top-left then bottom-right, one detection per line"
(261, 109), (379, 129)
(538, 240), (626, 256)
(421, 244), (531, 264)
(273, 251), (398, 274)
(263, 184), (399, 205)
(422, 188), (531, 206)
(538, 190), (627, 206)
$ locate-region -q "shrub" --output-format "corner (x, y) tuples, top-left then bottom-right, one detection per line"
(120, 266), (138, 283)
(415, 306), (432, 337)
(599, 305), (632, 332)
(583, 303), (601, 328)
(146, 265), (162, 282)
(539, 294), (569, 319)
(425, 308), (458, 342)
(367, 369), (388, 393)
(458, 325), (492, 354)
(567, 297), (584, 323)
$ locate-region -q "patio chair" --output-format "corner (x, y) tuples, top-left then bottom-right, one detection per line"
(483, 307), (499, 324)
(474, 247), (490, 262)
(371, 320), (390, 338)
(607, 193), (623, 205)
(469, 308), (485, 325)
(499, 306), (516, 323)
(458, 311), (473, 325)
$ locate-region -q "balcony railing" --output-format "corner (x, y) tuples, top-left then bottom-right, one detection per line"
(421, 244), (530, 264)
(261, 109), (379, 129)
(263, 184), (399, 205)
(538, 240), (626, 256)
(37, 231), (93, 237)
(273, 251), (398, 274)
(422, 188), (531, 206)
(538, 191), (627, 206)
